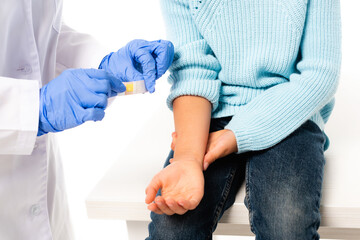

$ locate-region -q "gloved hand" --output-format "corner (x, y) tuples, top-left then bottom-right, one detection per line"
(99, 39), (174, 93)
(38, 68), (126, 136)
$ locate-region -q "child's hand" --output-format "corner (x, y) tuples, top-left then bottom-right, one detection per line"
(203, 129), (237, 170)
(171, 130), (238, 171)
(145, 159), (204, 215)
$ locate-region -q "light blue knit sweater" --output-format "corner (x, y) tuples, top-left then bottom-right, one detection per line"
(161, 0), (342, 153)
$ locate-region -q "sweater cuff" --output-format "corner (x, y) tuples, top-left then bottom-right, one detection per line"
(225, 117), (254, 154)
(167, 79), (221, 112)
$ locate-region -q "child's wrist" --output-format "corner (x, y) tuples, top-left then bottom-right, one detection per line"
(172, 151), (204, 167)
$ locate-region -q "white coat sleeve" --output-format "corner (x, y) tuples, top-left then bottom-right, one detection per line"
(0, 77), (39, 155)
(56, 23), (109, 76)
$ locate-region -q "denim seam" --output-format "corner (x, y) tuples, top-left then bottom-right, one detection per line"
(313, 161), (325, 240)
(245, 160), (255, 234)
(206, 168), (237, 239)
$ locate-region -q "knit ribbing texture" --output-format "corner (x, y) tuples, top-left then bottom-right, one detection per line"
(161, 0), (342, 153)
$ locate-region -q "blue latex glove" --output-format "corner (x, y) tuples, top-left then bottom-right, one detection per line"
(38, 68), (126, 136)
(99, 39), (174, 93)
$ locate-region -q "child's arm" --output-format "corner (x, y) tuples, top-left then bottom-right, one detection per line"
(172, 129), (238, 171)
(146, 0), (221, 215)
(145, 96), (211, 215)
(172, 96), (211, 164)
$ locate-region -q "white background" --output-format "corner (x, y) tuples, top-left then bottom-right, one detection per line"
(58, 1), (360, 240)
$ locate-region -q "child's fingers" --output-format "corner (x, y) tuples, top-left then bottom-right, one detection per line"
(205, 135), (214, 153)
(145, 186), (158, 204)
(203, 161), (210, 172)
(155, 196), (175, 215)
(204, 140), (216, 169)
(178, 188), (204, 211)
(205, 133), (220, 154)
(178, 198), (200, 211)
(178, 199), (193, 210)
(165, 198), (188, 215)
(203, 148), (220, 170)
(145, 176), (162, 204)
(148, 202), (163, 215)
(204, 131), (238, 171)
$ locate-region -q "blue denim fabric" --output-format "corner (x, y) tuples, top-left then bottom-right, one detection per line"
(147, 117), (326, 240)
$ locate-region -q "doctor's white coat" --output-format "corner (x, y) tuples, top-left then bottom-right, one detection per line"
(0, 0), (107, 239)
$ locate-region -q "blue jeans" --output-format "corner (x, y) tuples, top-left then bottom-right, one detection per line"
(147, 118), (326, 240)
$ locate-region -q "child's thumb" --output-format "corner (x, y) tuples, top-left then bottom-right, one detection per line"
(145, 176), (161, 204)
(203, 148), (220, 170)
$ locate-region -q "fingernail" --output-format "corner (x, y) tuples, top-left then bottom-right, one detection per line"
(203, 162), (209, 171)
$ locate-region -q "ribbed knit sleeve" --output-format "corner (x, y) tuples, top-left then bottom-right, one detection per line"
(225, 0), (342, 153)
(161, 0), (222, 111)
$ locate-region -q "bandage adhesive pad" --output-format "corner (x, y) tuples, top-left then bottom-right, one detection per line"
(118, 80), (147, 96)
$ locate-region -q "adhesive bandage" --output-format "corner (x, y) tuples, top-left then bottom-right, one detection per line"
(118, 80), (147, 96)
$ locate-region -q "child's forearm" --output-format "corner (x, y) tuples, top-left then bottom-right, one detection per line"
(172, 96), (212, 166)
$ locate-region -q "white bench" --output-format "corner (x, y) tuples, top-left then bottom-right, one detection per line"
(86, 76), (360, 240)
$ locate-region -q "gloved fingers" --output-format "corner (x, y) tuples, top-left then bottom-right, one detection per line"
(123, 64), (145, 83)
(81, 68), (126, 95)
(72, 76), (111, 105)
(148, 40), (174, 78)
(80, 93), (108, 109)
(85, 78), (112, 96)
(81, 68), (114, 80)
(133, 48), (157, 93)
(98, 52), (113, 71)
(109, 90), (119, 98)
(82, 108), (106, 122)
(106, 72), (126, 94)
